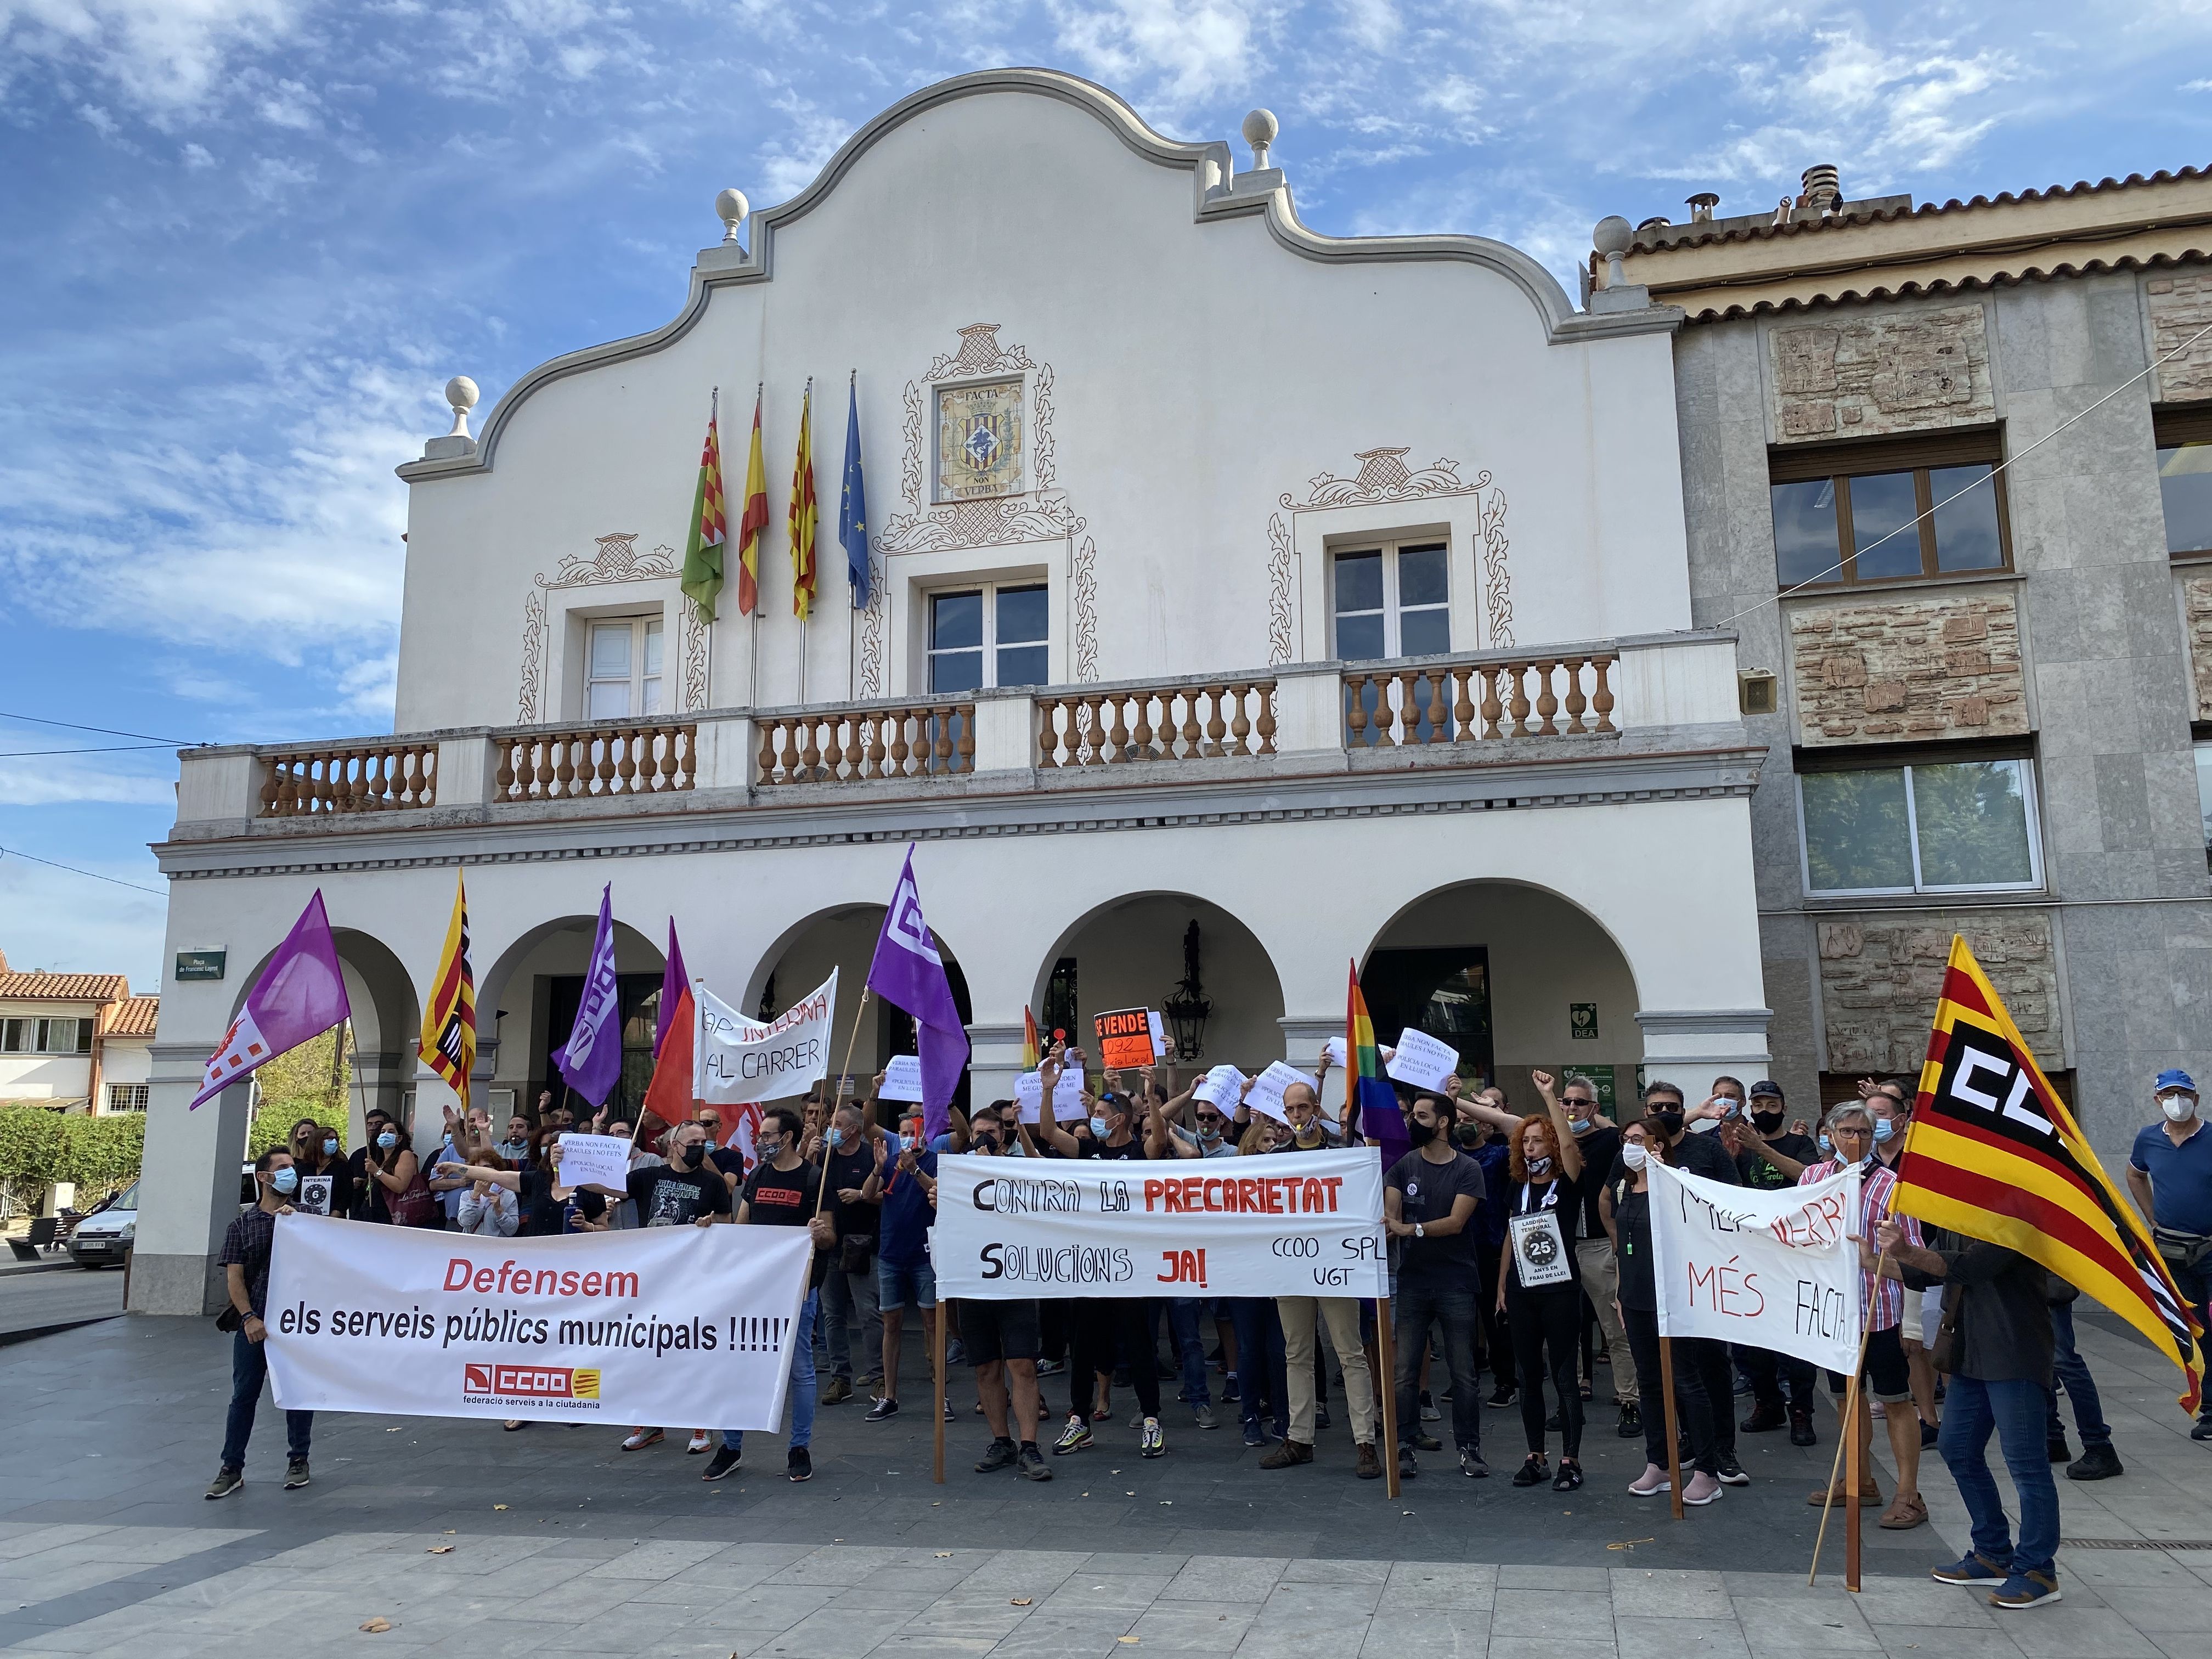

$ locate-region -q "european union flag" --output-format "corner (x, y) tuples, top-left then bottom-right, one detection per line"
(839, 376), (870, 610)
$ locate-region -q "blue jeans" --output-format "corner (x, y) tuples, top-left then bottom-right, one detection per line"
(2045, 1304), (2110, 1447)
(1166, 1299), (1211, 1407)
(222, 1328), (312, 1469)
(1229, 1298), (1287, 1437)
(1939, 1375), (2059, 1579)
(725, 1288), (819, 1452)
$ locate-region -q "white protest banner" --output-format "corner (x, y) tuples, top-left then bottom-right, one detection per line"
(934, 1149), (1385, 1299)
(1193, 1065), (1246, 1111)
(263, 1214), (812, 1426)
(1385, 1028), (1460, 1092)
(555, 1133), (634, 1195)
(879, 1055), (925, 1103)
(695, 970), (837, 1105)
(1013, 1068), (1086, 1124)
(1244, 1062), (1316, 1125)
(1647, 1160), (1863, 1375)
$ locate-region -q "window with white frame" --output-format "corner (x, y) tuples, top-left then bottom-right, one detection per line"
(108, 1084), (148, 1112)
(585, 615), (664, 719)
(1798, 755), (2042, 895)
(0, 1017), (90, 1054)
(1330, 540), (1450, 661)
(927, 583), (1048, 694)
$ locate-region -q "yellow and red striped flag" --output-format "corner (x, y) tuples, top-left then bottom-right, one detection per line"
(788, 381), (817, 621)
(417, 871), (476, 1114)
(1021, 1007), (1040, 1071)
(680, 392), (726, 624)
(1894, 936), (2204, 1412)
(736, 390), (768, 616)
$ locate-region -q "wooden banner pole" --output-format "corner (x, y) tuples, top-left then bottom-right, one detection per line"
(814, 988), (872, 1220)
(932, 1297), (949, 1485)
(1809, 1245), (1887, 1589)
(1659, 1333), (1685, 1522)
(1375, 1297), (1401, 1499)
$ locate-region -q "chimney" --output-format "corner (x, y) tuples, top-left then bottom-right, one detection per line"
(1799, 163), (1841, 216)
(1685, 191), (1719, 223)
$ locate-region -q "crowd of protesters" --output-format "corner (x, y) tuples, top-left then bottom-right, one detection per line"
(207, 1040), (2211, 1613)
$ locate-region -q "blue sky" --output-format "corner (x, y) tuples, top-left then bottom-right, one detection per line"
(3, 0), (2207, 989)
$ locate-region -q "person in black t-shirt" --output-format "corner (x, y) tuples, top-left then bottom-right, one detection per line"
(818, 1103), (886, 1406)
(1498, 1072), (1588, 1492)
(625, 1120), (732, 1227)
(1725, 1080), (1823, 1446)
(1384, 1093), (1489, 1481)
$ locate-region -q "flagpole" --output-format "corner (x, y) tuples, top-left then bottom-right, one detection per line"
(1659, 1334), (1685, 1522)
(1809, 1244), (1888, 1591)
(815, 986), (872, 1220)
(1375, 1296), (1401, 1499)
(847, 366), (858, 706)
(932, 1294), (949, 1485)
(797, 376), (812, 711)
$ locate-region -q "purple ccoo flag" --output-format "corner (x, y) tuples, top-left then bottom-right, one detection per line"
(866, 845), (968, 1142)
(656, 919), (687, 1059)
(191, 890), (351, 1108)
(557, 884), (625, 1107)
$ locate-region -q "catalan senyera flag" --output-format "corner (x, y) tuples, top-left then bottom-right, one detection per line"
(788, 381), (817, 621)
(679, 392), (725, 624)
(1022, 1007), (1041, 1071)
(1347, 961), (1408, 1167)
(736, 390), (768, 616)
(418, 871), (476, 1114)
(1894, 936), (2204, 1412)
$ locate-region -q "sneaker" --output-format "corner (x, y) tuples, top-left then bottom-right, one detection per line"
(205, 1465), (243, 1500)
(1397, 1445), (1419, 1480)
(2068, 1443), (2124, 1481)
(858, 1374), (884, 1395)
(1682, 1470), (1723, 1506)
(1016, 1444), (1052, 1481)
(974, 1437), (1018, 1474)
(1053, 1417), (1093, 1455)
(944, 1401), (957, 1423)
(1872, 1401), (1887, 1419)
(1931, 1553), (2007, 1585)
(1221, 1373), (1241, 1402)
(1628, 1463), (1671, 1496)
(1544, 1411), (1562, 1432)
(1788, 1408), (1818, 1448)
(1242, 1421), (1271, 1448)
(787, 1446), (812, 1482)
(2193, 1412), (2212, 1442)
(1139, 1417), (1165, 1459)
(1988, 1571), (2062, 1610)
(284, 1457), (311, 1490)
(1414, 1431), (1443, 1452)
(1552, 1458), (1583, 1493)
(1193, 1402), (1219, 1431)
(1616, 1403), (1643, 1438)
(1511, 1454), (1549, 1488)
(620, 1428), (664, 1451)
(1741, 1401), (1785, 1433)
(1036, 1358), (1066, 1376)
(1716, 1452), (1749, 1487)
(2046, 1432), (2071, 1464)
(945, 1339), (968, 1366)
(1487, 1382), (1518, 1409)
(865, 1397), (900, 1423)
(1315, 1405), (1332, 1431)
(502, 1419), (528, 1432)
(1459, 1447), (1488, 1480)
(1419, 1390), (1440, 1423)
(1258, 1438), (1313, 1470)
(702, 1444), (742, 1481)
(1356, 1442), (1383, 1480)
(1920, 1420), (1939, 1448)
(820, 1376), (853, 1406)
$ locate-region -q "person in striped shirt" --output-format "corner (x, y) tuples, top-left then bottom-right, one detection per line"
(1798, 1101), (1928, 1531)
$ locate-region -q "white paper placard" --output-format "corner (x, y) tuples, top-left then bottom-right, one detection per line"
(1323, 1036), (1347, 1069)
(1508, 1210), (1575, 1288)
(1192, 1065), (1246, 1110)
(1013, 1068), (1087, 1124)
(1148, 1011), (1167, 1059)
(879, 1055), (925, 1102)
(1384, 1028), (1460, 1092)
(296, 1174), (335, 1217)
(555, 1133), (635, 1195)
(1244, 1062), (1317, 1125)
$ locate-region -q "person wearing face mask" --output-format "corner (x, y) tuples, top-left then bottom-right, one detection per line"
(206, 1149), (313, 1499)
(1381, 1092), (1488, 1482)
(859, 1115), (941, 1424)
(495, 1114), (533, 1167)
(1859, 1084), (1943, 1454)
(817, 1102), (888, 1409)
(1550, 1076), (1637, 1437)
(1492, 1072), (1588, 1491)
(353, 1111), (430, 1226)
(285, 1118), (351, 1217)
(2127, 1068), (2212, 1441)
(1142, 1068), (1226, 1433)
(1724, 1081), (1822, 1447)
(957, 1105), (1053, 1481)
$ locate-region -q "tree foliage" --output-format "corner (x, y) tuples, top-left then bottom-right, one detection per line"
(0, 1108), (144, 1213)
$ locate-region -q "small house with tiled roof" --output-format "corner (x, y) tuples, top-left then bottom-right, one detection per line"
(0, 959), (159, 1114)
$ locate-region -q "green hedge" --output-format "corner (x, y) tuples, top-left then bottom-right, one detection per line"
(0, 1107), (144, 1211)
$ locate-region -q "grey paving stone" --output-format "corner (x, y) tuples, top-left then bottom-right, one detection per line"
(1360, 1606), (1492, 1656)
(1378, 1560), (1498, 1608)
(1491, 1588), (1615, 1637)
(1615, 1615), (1755, 1659)
(1122, 1604), (1259, 1649)
(1608, 1568), (1735, 1618)
(1994, 1606), (2170, 1657)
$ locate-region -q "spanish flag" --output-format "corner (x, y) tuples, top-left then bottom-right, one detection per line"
(1347, 961), (1408, 1166)
(736, 390), (768, 616)
(679, 391), (725, 624)
(418, 871), (476, 1114)
(788, 381), (817, 621)
(1021, 1006), (1040, 1071)
(1894, 936), (2204, 1412)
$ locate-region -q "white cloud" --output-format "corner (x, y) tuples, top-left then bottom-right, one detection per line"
(0, 0), (303, 122)
(180, 139), (215, 166)
(0, 852), (168, 987)
(0, 760), (176, 806)
(1048, 0), (1272, 110)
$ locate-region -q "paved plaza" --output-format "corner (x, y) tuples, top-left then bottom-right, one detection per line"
(1, 1308), (2208, 1656)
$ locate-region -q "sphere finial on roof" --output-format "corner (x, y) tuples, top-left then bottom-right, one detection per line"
(714, 187), (750, 244)
(1240, 109), (1278, 171)
(444, 376), (479, 438)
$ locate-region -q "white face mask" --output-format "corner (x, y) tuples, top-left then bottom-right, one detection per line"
(2162, 1094), (2198, 1123)
(1622, 1142), (1649, 1171)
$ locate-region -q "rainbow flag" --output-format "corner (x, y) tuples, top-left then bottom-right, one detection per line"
(1021, 1007), (1041, 1070)
(1347, 961), (1408, 1167)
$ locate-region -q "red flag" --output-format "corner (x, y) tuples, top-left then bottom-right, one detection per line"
(640, 984), (698, 1144)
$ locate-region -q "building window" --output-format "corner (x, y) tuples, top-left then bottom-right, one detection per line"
(2157, 408), (2212, 558)
(2194, 739), (2212, 871)
(1769, 432), (2010, 590)
(1331, 540), (1450, 661)
(927, 584), (1048, 694)
(0, 1017), (91, 1053)
(107, 1084), (148, 1113)
(1798, 756), (2041, 895)
(585, 616), (663, 719)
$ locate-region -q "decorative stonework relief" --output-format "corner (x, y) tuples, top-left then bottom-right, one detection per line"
(1266, 448), (1512, 664)
(2183, 575), (2212, 720)
(1819, 913), (2057, 1073)
(2148, 273), (2212, 404)
(516, 533), (704, 723)
(1787, 587), (2025, 746)
(1769, 305), (1992, 442)
(865, 324), (1097, 693)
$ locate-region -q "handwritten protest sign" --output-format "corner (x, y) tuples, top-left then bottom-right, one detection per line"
(1647, 1160), (1863, 1374)
(1013, 1068), (1086, 1124)
(1384, 1028), (1460, 1092)
(1193, 1065), (1246, 1111)
(1093, 1008), (1158, 1069)
(1245, 1062), (1317, 1125)
(694, 972), (837, 1105)
(879, 1055), (924, 1102)
(555, 1133), (634, 1195)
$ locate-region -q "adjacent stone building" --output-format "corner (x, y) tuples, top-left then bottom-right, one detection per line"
(1605, 163), (2212, 1165)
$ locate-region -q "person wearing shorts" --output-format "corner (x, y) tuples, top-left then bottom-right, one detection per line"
(966, 1297), (1050, 1480)
(864, 1115), (940, 1423)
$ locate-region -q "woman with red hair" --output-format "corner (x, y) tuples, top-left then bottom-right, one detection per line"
(1496, 1073), (1587, 1490)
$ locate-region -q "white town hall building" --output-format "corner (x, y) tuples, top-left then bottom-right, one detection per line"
(131, 69), (1767, 1312)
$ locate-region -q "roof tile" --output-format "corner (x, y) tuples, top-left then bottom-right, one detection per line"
(0, 973), (130, 1003)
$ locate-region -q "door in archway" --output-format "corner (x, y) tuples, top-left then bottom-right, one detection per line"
(1360, 947), (1494, 1087)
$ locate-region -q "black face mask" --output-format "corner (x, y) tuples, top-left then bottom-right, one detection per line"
(1452, 1124), (1484, 1149)
(1406, 1117), (1439, 1148)
(676, 1144), (704, 1170)
(1649, 1109), (1685, 1139)
(1751, 1109), (1786, 1133)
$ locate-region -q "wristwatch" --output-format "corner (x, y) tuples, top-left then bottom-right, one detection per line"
(1414, 1222), (1426, 1238)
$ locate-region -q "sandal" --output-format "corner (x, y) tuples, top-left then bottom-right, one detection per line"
(1806, 1483), (1884, 1507)
(1878, 1495), (1929, 1531)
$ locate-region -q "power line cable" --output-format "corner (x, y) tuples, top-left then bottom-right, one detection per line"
(0, 710), (210, 747)
(0, 844), (168, 898)
(0, 744), (174, 758)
